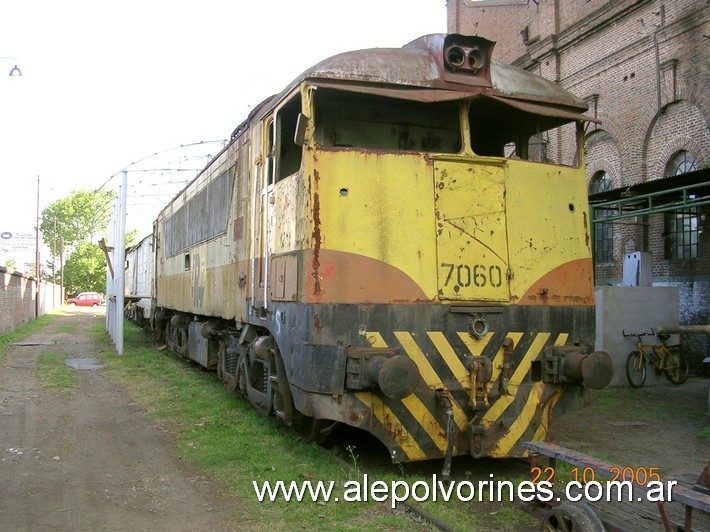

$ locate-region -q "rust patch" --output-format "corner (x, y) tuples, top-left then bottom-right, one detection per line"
(234, 216), (244, 241)
(311, 170), (322, 295)
(583, 212), (590, 249)
(519, 258), (594, 306)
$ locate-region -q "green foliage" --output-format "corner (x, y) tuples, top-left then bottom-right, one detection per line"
(125, 229), (138, 247)
(3, 258), (17, 271)
(63, 241), (107, 294)
(40, 189), (115, 256)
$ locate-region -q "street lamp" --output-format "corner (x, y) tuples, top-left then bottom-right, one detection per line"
(0, 56), (23, 76)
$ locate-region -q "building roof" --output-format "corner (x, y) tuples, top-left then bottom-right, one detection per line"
(589, 168), (710, 221)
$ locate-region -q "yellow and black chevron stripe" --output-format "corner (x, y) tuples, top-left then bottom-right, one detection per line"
(354, 330), (570, 461)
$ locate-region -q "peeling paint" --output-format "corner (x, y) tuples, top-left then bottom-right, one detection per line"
(311, 170), (322, 296)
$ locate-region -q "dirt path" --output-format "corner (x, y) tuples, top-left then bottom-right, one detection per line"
(0, 308), (238, 531)
(550, 377), (709, 477)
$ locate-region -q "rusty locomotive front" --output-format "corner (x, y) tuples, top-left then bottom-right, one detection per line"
(148, 34), (612, 467)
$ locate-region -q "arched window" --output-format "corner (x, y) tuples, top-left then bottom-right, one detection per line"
(665, 151), (699, 259)
(589, 171), (613, 264)
(589, 170), (612, 194)
(665, 150), (698, 176)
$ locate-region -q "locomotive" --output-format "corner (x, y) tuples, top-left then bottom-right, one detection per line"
(143, 33), (613, 469)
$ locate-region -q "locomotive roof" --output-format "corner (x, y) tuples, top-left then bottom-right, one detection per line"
(232, 33), (596, 140)
(252, 33), (594, 125)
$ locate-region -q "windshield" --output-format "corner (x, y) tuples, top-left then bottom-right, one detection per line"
(312, 88), (580, 167)
(314, 89), (462, 153)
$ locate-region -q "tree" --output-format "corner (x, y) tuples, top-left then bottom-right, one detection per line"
(40, 189), (115, 256)
(63, 241), (107, 295)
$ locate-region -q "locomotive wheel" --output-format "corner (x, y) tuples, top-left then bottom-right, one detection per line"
(663, 347), (689, 384)
(625, 350), (646, 388)
(541, 501), (604, 532)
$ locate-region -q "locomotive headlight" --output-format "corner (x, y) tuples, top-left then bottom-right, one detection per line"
(444, 46), (466, 69)
(442, 35), (495, 83)
(444, 45), (486, 73)
(468, 48), (486, 71)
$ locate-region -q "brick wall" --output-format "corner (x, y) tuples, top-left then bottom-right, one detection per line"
(448, 0), (710, 362)
(0, 267), (63, 334)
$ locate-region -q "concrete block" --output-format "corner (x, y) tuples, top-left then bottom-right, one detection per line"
(595, 286), (680, 386)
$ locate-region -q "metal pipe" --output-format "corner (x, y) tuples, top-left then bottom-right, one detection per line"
(656, 325), (710, 335)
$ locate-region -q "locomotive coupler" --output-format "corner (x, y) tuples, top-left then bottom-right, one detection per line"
(467, 420), (487, 459)
(435, 389), (455, 482)
(499, 337), (515, 395)
(463, 355), (492, 411)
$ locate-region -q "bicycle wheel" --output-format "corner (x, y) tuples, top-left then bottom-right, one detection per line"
(625, 350), (646, 388)
(663, 347), (689, 384)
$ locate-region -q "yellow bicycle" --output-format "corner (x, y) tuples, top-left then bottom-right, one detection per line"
(623, 329), (689, 388)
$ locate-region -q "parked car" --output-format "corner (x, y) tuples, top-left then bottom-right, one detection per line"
(67, 292), (102, 307)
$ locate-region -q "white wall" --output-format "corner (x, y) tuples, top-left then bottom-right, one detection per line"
(595, 286), (680, 386)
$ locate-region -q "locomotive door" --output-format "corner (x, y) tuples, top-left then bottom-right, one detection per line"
(251, 116), (276, 312)
(434, 161), (510, 301)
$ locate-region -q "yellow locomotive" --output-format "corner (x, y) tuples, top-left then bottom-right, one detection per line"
(151, 34), (612, 468)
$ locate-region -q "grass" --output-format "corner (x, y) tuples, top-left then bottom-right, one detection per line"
(91, 322), (547, 530)
(53, 322), (78, 334)
(94, 322), (422, 531)
(0, 312), (62, 362)
(36, 351), (78, 395)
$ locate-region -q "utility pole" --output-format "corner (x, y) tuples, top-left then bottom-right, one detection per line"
(60, 236), (64, 303)
(52, 216), (56, 307)
(35, 175), (40, 318)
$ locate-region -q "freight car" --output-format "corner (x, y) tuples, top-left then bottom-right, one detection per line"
(124, 234), (153, 328)
(149, 33), (613, 470)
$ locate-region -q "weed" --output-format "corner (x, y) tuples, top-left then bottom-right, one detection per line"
(346, 445), (361, 476)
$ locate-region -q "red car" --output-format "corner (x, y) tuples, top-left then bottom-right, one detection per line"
(67, 292), (102, 307)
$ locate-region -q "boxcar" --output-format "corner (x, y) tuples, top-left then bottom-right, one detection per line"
(124, 234), (153, 328)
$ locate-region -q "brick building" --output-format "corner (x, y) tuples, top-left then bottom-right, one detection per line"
(447, 0), (709, 360)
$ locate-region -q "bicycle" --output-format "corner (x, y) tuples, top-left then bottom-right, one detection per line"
(622, 329), (689, 388)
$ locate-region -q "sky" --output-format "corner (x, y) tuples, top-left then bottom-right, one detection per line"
(0, 0), (446, 259)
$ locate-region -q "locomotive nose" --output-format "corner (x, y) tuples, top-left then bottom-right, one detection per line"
(561, 351), (614, 390)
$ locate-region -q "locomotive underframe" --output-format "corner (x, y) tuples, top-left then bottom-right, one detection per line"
(153, 300), (601, 462)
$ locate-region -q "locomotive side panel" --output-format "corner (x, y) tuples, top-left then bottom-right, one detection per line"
(505, 157), (595, 305)
(303, 149), (438, 303)
(155, 134), (251, 322)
